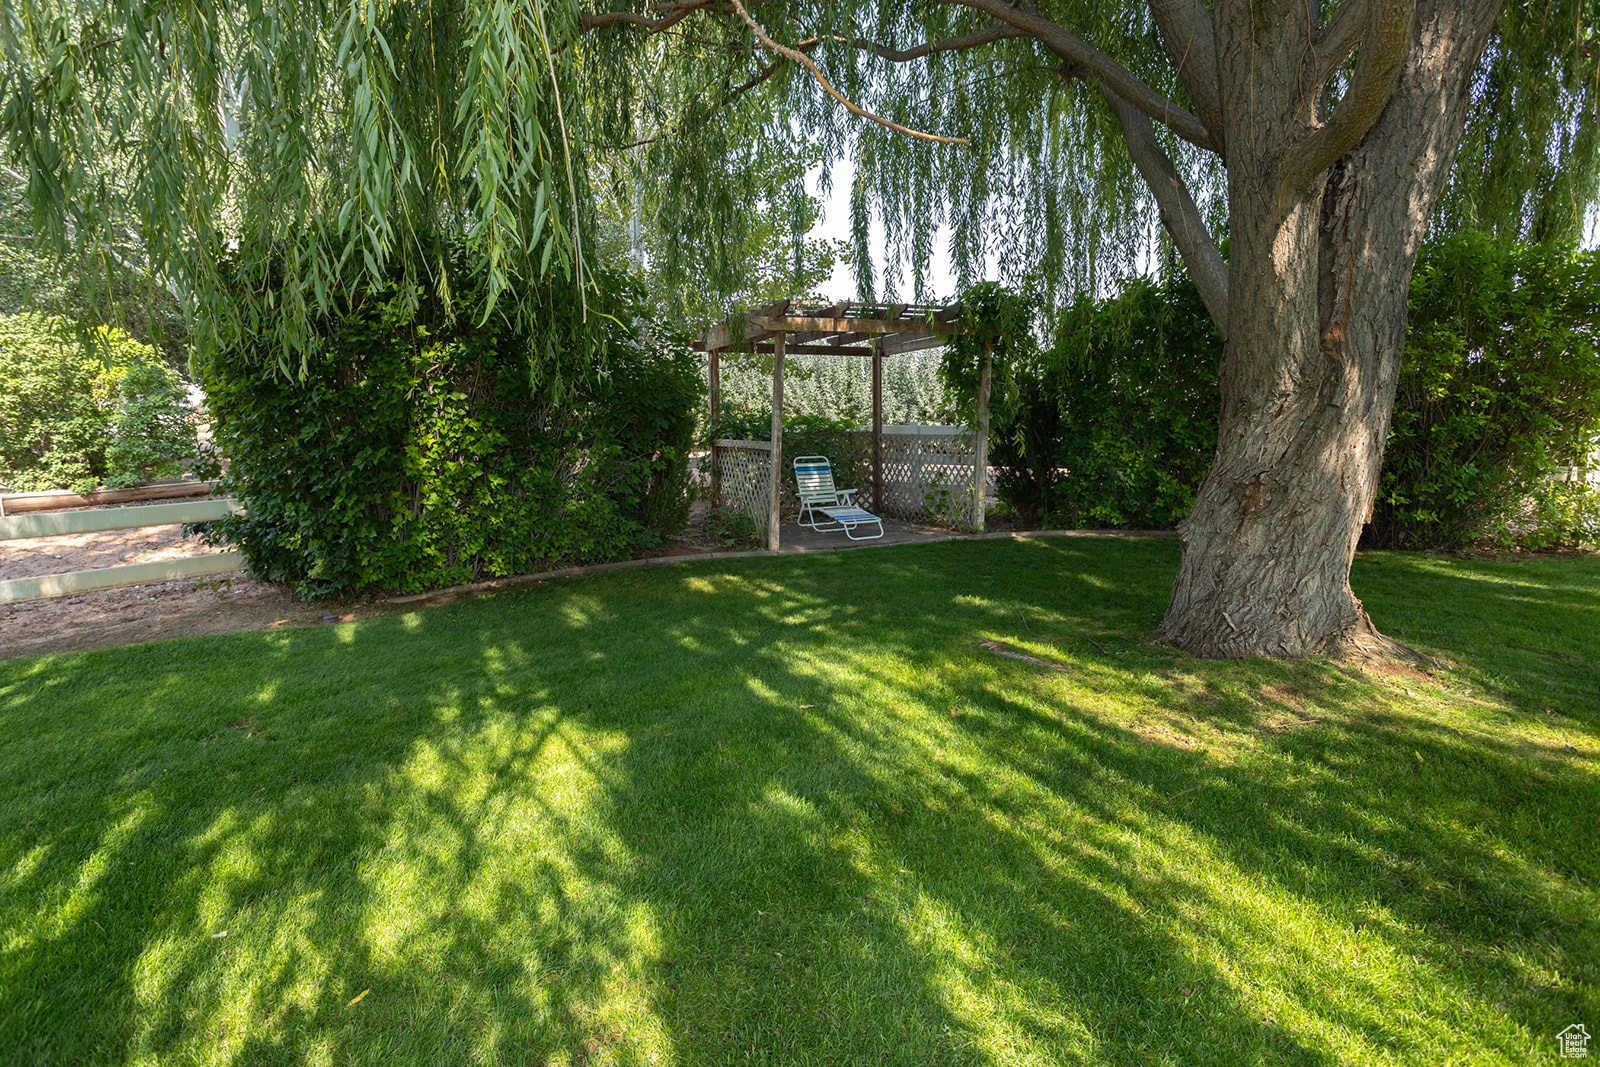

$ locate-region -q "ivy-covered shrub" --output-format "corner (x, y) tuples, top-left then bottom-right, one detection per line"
(194, 248), (701, 599)
(0, 312), (197, 494)
(1367, 233), (1600, 549)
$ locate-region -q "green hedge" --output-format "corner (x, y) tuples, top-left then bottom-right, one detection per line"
(1042, 277), (1220, 528)
(1369, 232), (1600, 549)
(0, 313), (197, 495)
(940, 280), (1220, 529)
(953, 233), (1600, 548)
(194, 251), (701, 599)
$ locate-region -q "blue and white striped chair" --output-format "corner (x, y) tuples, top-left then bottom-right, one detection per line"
(793, 455), (884, 540)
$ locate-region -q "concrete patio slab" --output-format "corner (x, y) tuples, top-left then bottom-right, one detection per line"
(776, 518), (955, 552)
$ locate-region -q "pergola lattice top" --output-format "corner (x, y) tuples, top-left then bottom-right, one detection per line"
(696, 299), (964, 357)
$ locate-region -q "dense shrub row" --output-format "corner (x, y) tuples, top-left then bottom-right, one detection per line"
(0, 313), (197, 494)
(940, 278), (1220, 530)
(946, 233), (1600, 548)
(1370, 233), (1600, 548)
(194, 247), (701, 599)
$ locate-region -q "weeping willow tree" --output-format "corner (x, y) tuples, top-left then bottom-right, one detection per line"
(576, 0), (1597, 658)
(3, 0), (1596, 656)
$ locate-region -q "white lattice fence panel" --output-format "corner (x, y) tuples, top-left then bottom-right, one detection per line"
(879, 431), (980, 526)
(716, 430), (985, 532)
(714, 440), (773, 540)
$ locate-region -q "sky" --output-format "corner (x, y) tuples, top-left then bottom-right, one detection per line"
(805, 159), (963, 305)
(807, 159), (1600, 309)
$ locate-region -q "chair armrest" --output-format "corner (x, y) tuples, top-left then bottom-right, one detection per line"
(836, 488), (857, 505)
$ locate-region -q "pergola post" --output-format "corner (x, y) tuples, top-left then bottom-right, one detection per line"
(768, 332), (785, 551)
(872, 337), (883, 513)
(708, 351), (721, 506)
(973, 342), (992, 532)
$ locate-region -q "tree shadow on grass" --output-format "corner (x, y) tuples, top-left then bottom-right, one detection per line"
(0, 537), (1594, 1064)
(1351, 550), (1600, 727)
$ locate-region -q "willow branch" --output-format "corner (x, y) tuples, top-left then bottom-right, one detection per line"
(949, 0), (1219, 152)
(703, 46), (803, 120)
(580, 2), (706, 35)
(1096, 85), (1229, 334)
(1146, 0), (1224, 152)
(598, 41), (816, 152)
(1314, 0), (1373, 82)
(846, 24), (1030, 63)
(721, 0), (969, 144)
(32, 35), (124, 92)
(1283, 0), (1415, 183)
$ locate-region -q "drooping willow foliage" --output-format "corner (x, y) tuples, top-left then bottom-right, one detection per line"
(580, 0), (1225, 307)
(1434, 0), (1600, 246)
(1, 0), (593, 378)
(1, 0), (1595, 379)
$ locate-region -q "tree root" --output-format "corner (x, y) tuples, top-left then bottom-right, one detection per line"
(1317, 617), (1442, 669)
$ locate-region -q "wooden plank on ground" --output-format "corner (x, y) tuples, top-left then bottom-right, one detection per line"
(0, 552), (246, 604)
(0, 499), (242, 541)
(0, 480), (217, 515)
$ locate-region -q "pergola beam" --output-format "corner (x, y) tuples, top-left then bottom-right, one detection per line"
(698, 300), (964, 353)
(705, 337), (946, 357)
(880, 335), (947, 355)
(748, 315), (960, 337)
(701, 297), (791, 351)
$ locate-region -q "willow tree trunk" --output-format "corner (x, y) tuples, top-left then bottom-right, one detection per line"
(1157, 0), (1500, 657)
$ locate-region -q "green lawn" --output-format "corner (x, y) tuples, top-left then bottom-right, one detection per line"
(1, 538), (1596, 1065)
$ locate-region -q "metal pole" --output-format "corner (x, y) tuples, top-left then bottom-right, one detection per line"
(768, 333), (785, 551)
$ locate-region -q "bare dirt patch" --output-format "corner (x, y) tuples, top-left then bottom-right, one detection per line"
(0, 570), (392, 661)
(1, 516), (397, 660)
(0, 500), (741, 660)
(2, 523), (217, 582)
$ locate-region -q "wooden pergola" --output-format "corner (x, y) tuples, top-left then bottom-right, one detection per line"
(695, 299), (990, 551)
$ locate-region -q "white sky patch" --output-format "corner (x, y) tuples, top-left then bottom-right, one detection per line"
(806, 158), (1174, 303)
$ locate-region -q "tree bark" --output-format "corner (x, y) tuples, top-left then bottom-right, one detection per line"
(1157, 0), (1501, 657)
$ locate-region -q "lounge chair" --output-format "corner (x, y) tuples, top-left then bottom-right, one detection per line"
(793, 455), (884, 540)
